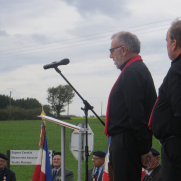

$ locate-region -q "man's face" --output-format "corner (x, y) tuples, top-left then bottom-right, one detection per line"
(146, 155), (159, 172)
(166, 29), (172, 60)
(110, 37), (124, 69)
(166, 28), (176, 61)
(0, 158), (7, 170)
(52, 155), (61, 169)
(92, 155), (105, 168)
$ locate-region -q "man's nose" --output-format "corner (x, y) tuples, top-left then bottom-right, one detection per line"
(110, 52), (113, 58)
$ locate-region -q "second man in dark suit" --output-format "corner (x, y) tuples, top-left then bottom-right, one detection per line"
(88, 151), (105, 181)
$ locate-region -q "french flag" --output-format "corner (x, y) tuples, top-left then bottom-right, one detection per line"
(102, 137), (111, 181)
(32, 122), (53, 181)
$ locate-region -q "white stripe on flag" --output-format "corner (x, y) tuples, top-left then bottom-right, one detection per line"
(41, 149), (46, 174)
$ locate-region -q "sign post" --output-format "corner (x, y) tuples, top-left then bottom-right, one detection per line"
(70, 123), (94, 181)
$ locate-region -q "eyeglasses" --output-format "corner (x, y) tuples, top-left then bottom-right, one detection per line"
(109, 45), (123, 54)
(92, 158), (100, 161)
(0, 160), (6, 163)
(53, 158), (61, 161)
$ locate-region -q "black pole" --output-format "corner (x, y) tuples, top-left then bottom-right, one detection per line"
(53, 67), (105, 181)
(7, 150), (10, 169)
(54, 67), (105, 126)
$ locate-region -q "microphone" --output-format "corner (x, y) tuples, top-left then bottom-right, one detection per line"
(43, 58), (70, 69)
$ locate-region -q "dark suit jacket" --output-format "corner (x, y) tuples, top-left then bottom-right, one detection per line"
(142, 165), (162, 181)
(52, 167), (74, 181)
(88, 167), (104, 181)
(0, 167), (16, 181)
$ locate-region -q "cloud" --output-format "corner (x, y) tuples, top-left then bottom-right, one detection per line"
(0, 0), (180, 116)
(31, 34), (48, 43)
(62, 0), (129, 18)
(0, 30), (8, 37)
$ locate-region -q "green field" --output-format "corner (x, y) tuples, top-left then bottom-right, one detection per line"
(0, 117), (161, 181)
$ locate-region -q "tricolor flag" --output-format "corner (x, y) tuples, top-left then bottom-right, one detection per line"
(102, 137), (111, 181)
(32, 121), (53, 181)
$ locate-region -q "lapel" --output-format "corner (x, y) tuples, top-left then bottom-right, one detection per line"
(143, 165), (161, 181)
(91, 166), (104, 181)
(98, 168), (103, 181)
(53, 168), (62, 181)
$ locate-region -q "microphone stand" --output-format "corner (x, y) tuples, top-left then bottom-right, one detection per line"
(54, 67), (105, 181)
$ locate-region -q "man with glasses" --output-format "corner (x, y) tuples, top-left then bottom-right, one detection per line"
(0, 153), (16, 181)
(142, 148), (162, 181)
(104, 31), (157, 181)
(88, 151), (105, 181)
(52, 152), (73, 181)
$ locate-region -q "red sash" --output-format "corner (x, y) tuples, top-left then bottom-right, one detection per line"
(148, 97), (159, 130)
(104, 55), (143, 137)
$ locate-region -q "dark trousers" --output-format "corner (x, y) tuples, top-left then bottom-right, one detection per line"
(161, 136), (181, 181)
(109, 132), (142, 181)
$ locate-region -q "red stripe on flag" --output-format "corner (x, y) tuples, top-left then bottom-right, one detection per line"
(40, 172), (46, 181)
(32, 165), (41, 181)
(102, 171), (109, 181)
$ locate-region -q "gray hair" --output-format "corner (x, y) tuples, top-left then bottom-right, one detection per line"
(169, 18), (181, 47)
(111, 31), (141, 54)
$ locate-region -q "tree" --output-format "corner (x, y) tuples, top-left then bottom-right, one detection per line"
(14, 98), (41, 109)
(0, 94), (14, 109)
(43, 104), (53, 117)
(47, 85), (75, 118)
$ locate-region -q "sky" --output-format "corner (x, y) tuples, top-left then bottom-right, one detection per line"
(0, 0), (180, 118)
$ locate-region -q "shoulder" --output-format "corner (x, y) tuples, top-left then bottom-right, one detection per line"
(151, 165), (162, 178)
(4, 167), (15, 175)
(88, 168), (94, 173)
(122, 60), (151, 78)
(65, 168), (74, 175)
(4, 167), (16, 181)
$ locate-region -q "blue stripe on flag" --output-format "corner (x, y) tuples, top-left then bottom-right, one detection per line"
(44, 132), (53, 181)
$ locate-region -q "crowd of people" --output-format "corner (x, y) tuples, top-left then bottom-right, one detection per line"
(1, 19), (181, 181)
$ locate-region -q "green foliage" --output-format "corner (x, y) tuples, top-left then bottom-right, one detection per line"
(0, 94), (42, 120)
(14, 98), (41, 109)
(0, 94), (14, 109)
(0, 107), (42, 120)
(47, 85), (75, 118)
(43, 104), (53, 117)
(0, 94), (41, 109)
(0, 118), (161, 181)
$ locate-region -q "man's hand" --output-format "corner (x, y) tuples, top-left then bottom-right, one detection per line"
(141, 151), (153, 168)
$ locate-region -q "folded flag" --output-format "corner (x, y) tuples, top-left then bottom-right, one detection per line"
(102, 137), (111, 181)
(32, 121), (53, 181)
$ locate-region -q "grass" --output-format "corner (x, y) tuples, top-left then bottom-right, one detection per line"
(0, 118), (161, 181)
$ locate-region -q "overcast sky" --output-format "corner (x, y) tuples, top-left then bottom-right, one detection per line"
(0, 0), (180, 118)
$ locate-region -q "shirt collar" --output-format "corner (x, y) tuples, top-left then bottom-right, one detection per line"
(146, 164), (160, 175)
(172, 54), (181, 65)
(120, 58), (131, 71)
(54, 167), (61, 173)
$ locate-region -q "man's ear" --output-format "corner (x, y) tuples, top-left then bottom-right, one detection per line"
(122, 46), (128, 57)
(172, 39), (177, 51)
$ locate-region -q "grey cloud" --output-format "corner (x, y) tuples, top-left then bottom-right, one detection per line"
(31, 34), (48, 43)
(0, 30), (8, 37)
(62, 0), (129, 17)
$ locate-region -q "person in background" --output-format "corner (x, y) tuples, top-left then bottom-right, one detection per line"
(142, 148), (162, 181)
(151, 18), (181, 181)
(0, 153), (16, 181)
(52, 152), (74, 181)
(88, 151), (105, 181)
